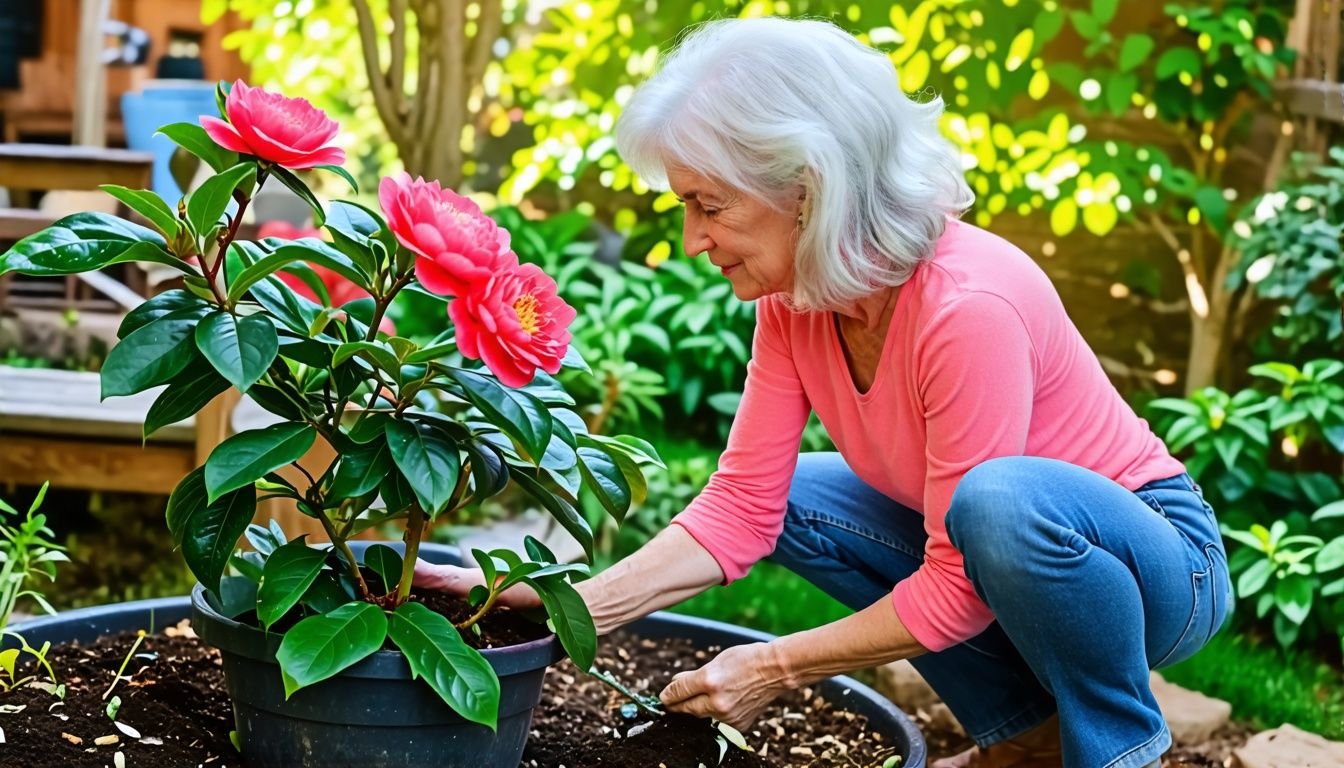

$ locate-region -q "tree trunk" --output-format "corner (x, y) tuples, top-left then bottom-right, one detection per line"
(352, 0), (502, 189)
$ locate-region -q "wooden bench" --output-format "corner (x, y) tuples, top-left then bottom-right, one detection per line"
(0, 143), (154, 313)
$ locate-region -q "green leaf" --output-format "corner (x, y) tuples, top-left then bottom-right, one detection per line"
(1313, 500), (1344, 522)
(1119, 34), (1155, 73)
(329, 440), (393, 499)
(227, 249), (308, 304)
(301, 572), (351, 613)
(187, 163), (256, 237)
(144, 357), (231, 438)
(205, 423), (318, 502)
(334, 341), (402, 378)
(214, 576), (259, 620)
(1091, 0), (1118, 25)
(463, 438), (509, 506)
(165, 468), (257, 592)
(1275, 575), (1313, 625)
(0, 213), (179, 276)
(102, 308), (205, 398)
(511, 469), (592, 560)
(1194, 186), (1230, 235)
(277, 602), (387, 698)
(269, 165), (326, 226)
(363, 544), (403, 593)
(527, 576), (596, 672)
(1316, 538), (1344, 573)
(577, 447), (633, 523)
(157, 122), (240, 174)
(258, 539), (328, 630)
(1237, 558), (1273, 597)
(387, 602), (500, 729)
(196, 311), (279, 393)
(248, 274), (322, 335)
(99, 184), (180, 236)
(319, 164), (358, 193)
(448, 368), (553, 462)
(120, 290), (211, 339)
(379, 469), (415, 515)
(384, 421), (460, 516)
(1156, 47), (1201, 79)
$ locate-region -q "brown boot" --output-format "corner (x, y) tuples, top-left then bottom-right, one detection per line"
(930, 714), (1062, 768)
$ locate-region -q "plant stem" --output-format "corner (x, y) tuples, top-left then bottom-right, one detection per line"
(394, 502), (427, 605)
(102, 631), (145, 700)
(366, 274), (412, 343)
(318, 512), (370, 600)
(455, 588), (499, 631)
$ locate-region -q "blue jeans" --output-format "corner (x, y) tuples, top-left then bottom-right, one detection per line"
(768, 454), (1231, 768)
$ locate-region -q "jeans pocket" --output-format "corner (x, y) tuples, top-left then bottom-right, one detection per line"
(1153, 546), (1222, 669)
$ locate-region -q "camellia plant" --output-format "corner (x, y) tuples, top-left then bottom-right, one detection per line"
(0, 81), (660, 731)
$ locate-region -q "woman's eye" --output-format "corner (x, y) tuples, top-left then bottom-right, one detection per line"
(703, 208), (720, 217)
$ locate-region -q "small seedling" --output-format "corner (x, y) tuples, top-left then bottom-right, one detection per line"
(587, 667), (663, 716)
(102, 630), (147, 700)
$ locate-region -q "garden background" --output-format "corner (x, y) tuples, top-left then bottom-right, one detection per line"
(0, 0), (1341, 746)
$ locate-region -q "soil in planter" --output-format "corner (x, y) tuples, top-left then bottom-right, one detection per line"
(412, 590), (550, 649)
(0, 622), (241, 768)
(522, 635), (902, 767)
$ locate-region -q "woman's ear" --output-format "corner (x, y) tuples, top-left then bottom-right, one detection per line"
(796, 170), (815, 231)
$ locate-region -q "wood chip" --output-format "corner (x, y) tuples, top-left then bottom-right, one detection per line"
(95, 735), (120, 746)
(789, 745), (814, 756)
(114, 751), (126, 768)
(62, 732), (83, 745)
(114, 721), (142, 739)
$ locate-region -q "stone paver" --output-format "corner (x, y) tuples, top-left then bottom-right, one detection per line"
(1151, 671), (1232, 743)
(1232, 724), (1344, 768)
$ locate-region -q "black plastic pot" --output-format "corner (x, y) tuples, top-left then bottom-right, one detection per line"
(10, 544), (927, 767)
(191, 540), (561, 767)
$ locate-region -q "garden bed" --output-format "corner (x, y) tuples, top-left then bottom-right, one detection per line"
(0, 615), (1246, 768)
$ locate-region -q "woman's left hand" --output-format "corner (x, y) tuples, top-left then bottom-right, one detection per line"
(658, 641), (794, 730)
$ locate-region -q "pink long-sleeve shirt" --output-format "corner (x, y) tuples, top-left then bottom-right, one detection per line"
(671, 218), (1185, 652)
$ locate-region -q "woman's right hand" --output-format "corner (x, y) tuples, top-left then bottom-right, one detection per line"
(411, 559), (544, 610)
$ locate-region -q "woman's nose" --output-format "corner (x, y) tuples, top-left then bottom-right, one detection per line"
(682, 217), (713, 257)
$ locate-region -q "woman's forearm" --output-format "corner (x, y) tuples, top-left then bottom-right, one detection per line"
(577, 523), (724, 635)
(767, 596), (928, 688)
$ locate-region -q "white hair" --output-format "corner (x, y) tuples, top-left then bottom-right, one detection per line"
(616, 17), (975, 311)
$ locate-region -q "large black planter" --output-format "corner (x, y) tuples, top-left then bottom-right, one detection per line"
(10, 545), (927, 768)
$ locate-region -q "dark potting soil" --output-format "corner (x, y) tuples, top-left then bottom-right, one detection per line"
(412, 589), (551, 649)
(521, 635), (902, 767)
(0, 620), (1253, 768)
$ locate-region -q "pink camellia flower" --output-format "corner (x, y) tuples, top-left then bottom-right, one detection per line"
(260, 221), (396, 335)
(378, 172), (514, 298)
(449, 262), (576, 387)
(201, 80), (346, 170)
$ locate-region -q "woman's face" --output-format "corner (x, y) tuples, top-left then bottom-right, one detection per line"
(667, 166), (799, 302)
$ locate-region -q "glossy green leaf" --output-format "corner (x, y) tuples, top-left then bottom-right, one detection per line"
(1316, 538), (1344, 573)
(205, 423), (318, 502)
(258, 539), (328, 629)
(102, 308), (205, 398)
(196, 311), (279, 393)
(527, 576), (596, 672)
(248, 274), (323, 334)
(269, 165), (326, 225)
(328, 439), (392, 499)
(363, 544), (403, 593)
(1119, 34), (1155, 73)
(1275, 575), (1313, 625)
(0, 213), (179, 276)
(144, 357), (232, 438)
(187, 163), (256, 237)
(448, 368), (552, 462)
(165, 468), (257, 592)
(156, 122), (239, 173)
(277, 602), (387, 698)
(334, 341), (402, 377)
(384, 420), (460, 516)
(510, 469), (592, 560)
(99, 184), (180, 236)
(577, 447), (632, 523)
(388, 602), (500, 729)
(319, 164), (358, 193)
(119, 290), (211, 339)
(214, 576), (259, 620)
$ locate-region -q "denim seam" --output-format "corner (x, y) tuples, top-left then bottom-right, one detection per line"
(1102, 724), (1171, 768)
(791, 507), (924, 562)
(970, 705), (1058, 747)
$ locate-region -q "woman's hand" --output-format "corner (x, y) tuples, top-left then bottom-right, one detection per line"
(410, 560), (543, 610)
(658, 641), (795, 730)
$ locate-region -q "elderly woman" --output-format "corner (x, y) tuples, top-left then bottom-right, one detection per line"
(416, 17), (1231, 768)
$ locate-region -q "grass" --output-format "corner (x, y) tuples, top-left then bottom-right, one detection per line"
(668, 562), (1344, 741)
(1161, 628), (1344, 740)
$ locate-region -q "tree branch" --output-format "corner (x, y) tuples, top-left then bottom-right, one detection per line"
(467, 0), (503, 91)
(353, 0), (407, 148)
(389, 0), (407, 113)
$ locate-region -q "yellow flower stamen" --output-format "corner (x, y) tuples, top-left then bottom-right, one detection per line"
(513, 293), (540, 335)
